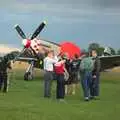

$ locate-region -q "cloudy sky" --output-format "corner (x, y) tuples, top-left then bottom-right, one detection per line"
(0, 0), (120, 49)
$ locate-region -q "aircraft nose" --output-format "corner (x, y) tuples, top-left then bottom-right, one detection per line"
(22, 39), (31, 48)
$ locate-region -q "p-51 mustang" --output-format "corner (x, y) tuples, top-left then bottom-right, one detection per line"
(14, 21), (120, 80)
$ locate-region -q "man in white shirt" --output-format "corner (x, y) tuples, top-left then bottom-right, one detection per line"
(43, 50), (58, 98)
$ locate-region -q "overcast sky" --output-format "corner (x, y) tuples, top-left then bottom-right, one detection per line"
(0, 0), (120, 49)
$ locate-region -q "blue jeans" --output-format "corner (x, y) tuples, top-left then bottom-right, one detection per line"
(80, 71), (92, 98)
(90, 73), (100, 97)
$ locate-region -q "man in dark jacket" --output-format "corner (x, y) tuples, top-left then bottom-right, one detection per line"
(90, 50), (101, 99)
(0, 55), (12, 93)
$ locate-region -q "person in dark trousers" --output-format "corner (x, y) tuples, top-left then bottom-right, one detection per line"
(43, 50), (58, 98)
(64, 57), (71, 95)
(0, 56), (12, 93)
(54, 58), (66, 102)
(90, 50), (101, 99)
(80, 51), (94, 101)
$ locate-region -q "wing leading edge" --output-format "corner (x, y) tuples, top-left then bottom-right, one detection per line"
(99, 55), (120, 71)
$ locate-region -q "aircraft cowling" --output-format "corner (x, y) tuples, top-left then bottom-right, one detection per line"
(59, 42), (81, 59)
(22, 39), (31, 48)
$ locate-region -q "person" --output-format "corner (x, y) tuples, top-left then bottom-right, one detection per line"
(63, 55), (71, 95)
(90, 50), (101, 99)
(54, 56), (66, 102)
(68, 54), (81, 95)
(43, 50), (58, 98)
(0, 56), (12, 93)
(80, 51), (94, 101)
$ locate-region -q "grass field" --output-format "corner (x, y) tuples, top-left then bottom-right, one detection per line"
(0, 69), (120, 120)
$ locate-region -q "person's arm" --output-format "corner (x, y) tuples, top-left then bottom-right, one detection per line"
(93, 57), (101, 76)
(96, 57), (101, 73)
(49, 56), (58, 64)
(64, 66), (69, 81)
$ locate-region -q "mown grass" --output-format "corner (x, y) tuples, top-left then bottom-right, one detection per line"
(0, 69), (120, 120)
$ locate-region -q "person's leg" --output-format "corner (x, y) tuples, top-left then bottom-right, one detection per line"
(73, 71), (80, 94)
(80, 72), (89, 100)
(56, 74), (60, 99)
(64, 71), (69, 95)
(88, 72), (94, 99)
(0, 75), (4, 91)
(57, 74), (65, 99)
(76, 71), (80, 89)
(65, 85), (68, 95)
(94, 74), (100, 97)
(3, 74), (8, 93)
(72, 84), (76, 95)
(70, 72), (75, 95)
(67, 75), (72, 95)
(90, 74), (95, 98)
(44, 71), (53, 97)
(72, 72), (77, 95)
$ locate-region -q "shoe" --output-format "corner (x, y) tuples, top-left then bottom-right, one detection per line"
(84, 97), (89, 101)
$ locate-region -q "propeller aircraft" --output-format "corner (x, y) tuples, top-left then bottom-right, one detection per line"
(13, 21), (120, 81)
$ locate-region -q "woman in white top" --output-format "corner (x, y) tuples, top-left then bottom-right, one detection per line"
(43, 50), (58, 98)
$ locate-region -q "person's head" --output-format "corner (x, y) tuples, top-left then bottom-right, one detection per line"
(64, 52), (69, 60)
(47, 50), (54, 58)
(74, 54), (79, 60)
(91, 49), (97, 57)
(61, 54), (67, 60)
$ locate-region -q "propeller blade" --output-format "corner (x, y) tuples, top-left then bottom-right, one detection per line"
(31, 21), (47, 40)
(14, 24), (26, 39)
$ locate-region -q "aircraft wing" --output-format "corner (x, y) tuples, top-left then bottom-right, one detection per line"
(16, 57), (37, 62)
(99, 55), (120, 71)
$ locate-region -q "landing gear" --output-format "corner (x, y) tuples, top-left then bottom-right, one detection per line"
(24, 72), (33, 81)
(24, 61), (34, 81)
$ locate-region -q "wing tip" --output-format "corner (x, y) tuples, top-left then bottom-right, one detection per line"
(14, 24), (19, 28)
(43, 21), (47, 25)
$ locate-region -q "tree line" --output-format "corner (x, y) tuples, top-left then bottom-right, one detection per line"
(88, 43), (120, 56)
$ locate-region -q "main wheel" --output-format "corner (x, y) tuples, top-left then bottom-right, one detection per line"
(24, 72), (33, 81)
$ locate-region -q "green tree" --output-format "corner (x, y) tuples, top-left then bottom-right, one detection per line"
(88, 43), (100, 52)
(109, 47), (116, 55)
(97, 47), (105, 56)
(117, 49), (120, 55)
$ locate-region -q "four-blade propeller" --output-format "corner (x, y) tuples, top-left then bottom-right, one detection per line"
(14, 21), (47, 60)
